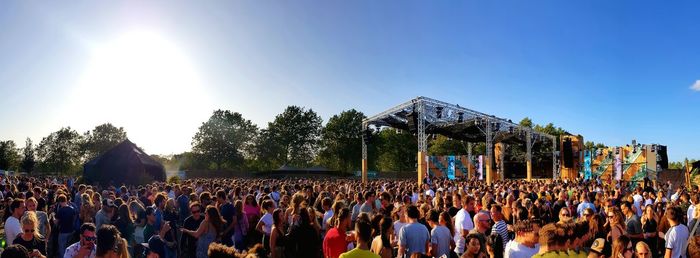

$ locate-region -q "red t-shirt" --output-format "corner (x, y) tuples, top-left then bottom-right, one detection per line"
(323, 227), (349, 258)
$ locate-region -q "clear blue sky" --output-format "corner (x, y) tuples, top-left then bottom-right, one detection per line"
(1, 1), (698, 162)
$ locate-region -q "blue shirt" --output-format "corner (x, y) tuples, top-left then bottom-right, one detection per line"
(577, 201), (596, 218)
(399, 222), (430, 255)
(177, 195), (190, 219)
(154, 207), (163, 231)
(56, 205), (76, 233)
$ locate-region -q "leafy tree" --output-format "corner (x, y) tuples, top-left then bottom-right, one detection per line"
(375, 129), (417, 172)
(254, 106), (322, 169)
(0, 140), (21, 171)
(81, 123), (127, 160)
(317, 109), (365, 172)
(36, 127), (83, 175)
(519, 117), (533, 128)
(428, 135), (466, 156)
(192, 110), (258, 170)
(21, 138), (36, 173)
(584, 141), (608, 150)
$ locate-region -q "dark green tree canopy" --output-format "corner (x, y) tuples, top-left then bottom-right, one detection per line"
(318, 109), (365, 172)
(0, 140), (20, 171)
(254, 106), (322, 169)
(82, 123), (128, 160)
(191, 110), (258, 170)
(36, 127), (82, 174)
(21, 138), (36, 173)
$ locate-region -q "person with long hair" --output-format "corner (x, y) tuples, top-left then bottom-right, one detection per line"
(286, 207), (321, 258)
(640, 205), (658, 258)
(464, 233), (487, 258)
(26, 197), (50, 240)
(181, 205), (226, 258)
(370, 215), (393, 258)
(95, 225), (128, 258)
(270, 209), (287, 258)
(80, 193), (96, 224)
(323, 207), (352, 258)
(607, 208), (626, 244)
(13, 211), (47, 257)
(231, 200), (249, 251)
(486, 233), (504, 258)
(612, 235), (634, 258)
(113, 204), (135, 257)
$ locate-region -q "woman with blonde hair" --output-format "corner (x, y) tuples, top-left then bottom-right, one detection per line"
(611, 235), (633, 258)
(25, 197), (50, 239)
(13, 211), (47, 257)
(80, 193), (96, 224)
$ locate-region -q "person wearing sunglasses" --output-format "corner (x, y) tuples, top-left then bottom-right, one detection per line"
(182, 202), (204, 258)
(64, 223), (97, 258)
(559, 207), (573, 224)
(13, 212), (46, 258)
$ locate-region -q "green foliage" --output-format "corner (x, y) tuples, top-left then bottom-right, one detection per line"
(428, 135), (466, 156)
(317, 109), (365, 172)
(191, 110), (258, 170)
(669, 158), (698, 170)
(584, 141), (608, 150)
(36, 127), (83, 175)
(375, 129), (417, 172)
(81, 123), (127, 160)
(519, 117), (534, 128)
(20, 138), (36, 173)
(0, 140), (21, 171)
(252, 106), (322, 169)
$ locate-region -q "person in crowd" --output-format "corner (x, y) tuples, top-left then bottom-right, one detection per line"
(95, 198), (116, 229)
(231, 200), (249, 251)
(80, 194), (96, 225)
(323, 207), (351, 258)
(269, 209), (287, 258)
(217, 190), (235, 247)
(360, 191), (377, 215)
(2, 244), (31, 258)
(397, 205), (430, 258)
(621, 201), (644, 245)
(558, 207), (573, 224)
(487, 233), (504, 258)
(5, 198), (26, 248)
(607, 208), (626, 244)
(640, 204), (658, 258)
(427, 209), (453, 258)
(95, 225), (128, 258)
(113, 204), (135, 257)
(663, 206), (688, 258)
(350, 192), (364, 226)
(370, 215), (393, 258)
(635, 241), (652, 258)
(464, 233), (487, 258)
(286, 207), (321, 258)
(339, 215), (380, 258)
(612, 235), (634, 258)
(26, 197), (50, 239)
(64, 223), (97, 258)
(504, 220), (540, 258)
(256, 199), (275, 253)
(182, 202), (204, 258)
(55, 194), (77, 258)
(13, 211), (47, 257)
(181, 205), (225, 258)
(490, 204), (510, 250)
(455, 194), (475, 256)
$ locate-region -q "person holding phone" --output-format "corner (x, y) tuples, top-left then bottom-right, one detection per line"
(13, 212), (47, 258)
(64, 223), (97, 258)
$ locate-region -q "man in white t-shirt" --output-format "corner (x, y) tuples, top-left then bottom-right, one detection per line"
(5, 198), (26, 246)
(664, 206), (689, 258)
(505, 220), (540, 258)
(632, 188), (644, 217)
(453, 195), (474, 255)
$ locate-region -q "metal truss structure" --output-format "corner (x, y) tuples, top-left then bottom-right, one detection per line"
(362, 96), (559, 183)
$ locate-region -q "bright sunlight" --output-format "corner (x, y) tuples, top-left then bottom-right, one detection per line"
(68, 30), (211, 154)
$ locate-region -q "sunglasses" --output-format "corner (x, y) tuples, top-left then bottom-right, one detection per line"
(584, 213), (593, 216)
(561, 213), (571, 217)
(24, 229), (35, 233)
(84, 236), (97, 241)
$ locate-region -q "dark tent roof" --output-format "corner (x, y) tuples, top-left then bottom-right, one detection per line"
(83, 139), (165, 185)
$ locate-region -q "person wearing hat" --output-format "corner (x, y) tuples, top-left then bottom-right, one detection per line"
(95, 198), (116, 230)
(588, 238), (606, 258)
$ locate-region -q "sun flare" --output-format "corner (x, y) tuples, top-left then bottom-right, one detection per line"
(69, 30), (211, 154)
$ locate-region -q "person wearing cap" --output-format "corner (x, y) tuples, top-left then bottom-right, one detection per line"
(95, 198), (116, 230)
(588, 238), (606, 258)
(64, 223), (97, 258)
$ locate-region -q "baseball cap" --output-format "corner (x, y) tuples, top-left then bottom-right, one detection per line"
(590, 238), (606, 254)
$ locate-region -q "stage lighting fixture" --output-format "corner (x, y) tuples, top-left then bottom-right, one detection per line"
(457, 112), (464, 123)
(436, 107), (443, 119)
(363, 128), (373, 144)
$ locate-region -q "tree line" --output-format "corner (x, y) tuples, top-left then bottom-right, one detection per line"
(0, 106), (678, 175)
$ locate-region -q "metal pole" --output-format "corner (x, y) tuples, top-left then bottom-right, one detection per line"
(526, 131), (532, 181)
(417, 100), (427, 186)
(485, 120), (493, 185)
(361, 123), (368, 184)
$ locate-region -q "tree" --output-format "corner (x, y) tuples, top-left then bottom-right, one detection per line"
(81, 123), (128, 160)
(0, 140), (21, 171)
(428, 135), (466, 156)
(519, 117), (533, 128)
(36, 127), (83, 175)
(317, 109), (365, 173)
(191, 110), (258, 170)
(21, 138), (36, 173)
(254, 106), (322, 168)
(375, 129), (417, 172)
(584, 141), (608, 150)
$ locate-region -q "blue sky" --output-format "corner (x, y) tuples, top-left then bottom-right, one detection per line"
(0, 1), (698, 161)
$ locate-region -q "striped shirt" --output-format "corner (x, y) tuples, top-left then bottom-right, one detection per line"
(491, 220), (510, 250)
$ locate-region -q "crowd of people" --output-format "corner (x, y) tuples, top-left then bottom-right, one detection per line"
(0, 174), (699, 258)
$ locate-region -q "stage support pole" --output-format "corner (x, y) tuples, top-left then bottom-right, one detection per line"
(418, 151), (426, 186)
(526, 131), (532, 181)
(467, 142), (473, 179)
(485, 120), (493, 185)
(361, 123), (368, 184)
